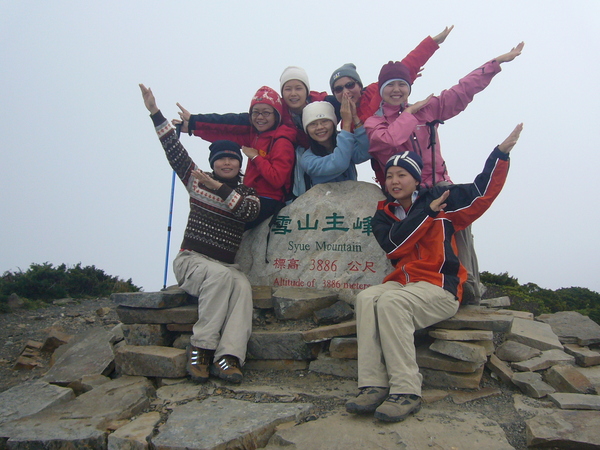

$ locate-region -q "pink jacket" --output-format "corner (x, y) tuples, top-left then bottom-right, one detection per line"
(366, 60), (502, 188)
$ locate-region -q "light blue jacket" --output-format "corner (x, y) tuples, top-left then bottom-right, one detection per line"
(292, 127), (370, 199)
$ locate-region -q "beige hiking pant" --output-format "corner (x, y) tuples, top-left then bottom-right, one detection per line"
(173, 250), (252, 364)
(355, 281), (458, 396)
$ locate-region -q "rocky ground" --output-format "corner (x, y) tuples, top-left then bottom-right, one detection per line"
(0, 298), (544, 449)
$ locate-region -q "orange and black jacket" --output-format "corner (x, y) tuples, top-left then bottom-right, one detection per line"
(372, 146), (510, 302)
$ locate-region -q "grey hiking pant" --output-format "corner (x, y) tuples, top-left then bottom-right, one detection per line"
(173, 250), (252, 364)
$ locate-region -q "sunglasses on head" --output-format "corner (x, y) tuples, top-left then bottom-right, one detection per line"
(333, 80), (357, 94)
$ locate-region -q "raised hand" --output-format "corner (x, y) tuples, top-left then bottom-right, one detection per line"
(496, 42), (525, 64)
(404, 94), (433, 114)
(192, 168), (222, 190)
(430, 189), (450, 212)
(433, 25), (454, 45)
(498, 123), (524, 154)
(176, 103), (191, 122)
(139, 84), (159, 114)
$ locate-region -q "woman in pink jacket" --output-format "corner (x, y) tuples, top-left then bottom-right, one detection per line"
(365, 42), (524, 304)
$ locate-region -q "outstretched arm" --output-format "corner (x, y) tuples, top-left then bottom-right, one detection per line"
(400, 26), (453, 83)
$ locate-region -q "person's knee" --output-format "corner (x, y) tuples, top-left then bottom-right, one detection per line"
(377, 291), (410, 315)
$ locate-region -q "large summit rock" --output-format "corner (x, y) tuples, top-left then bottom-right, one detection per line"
(236, 181), (392, 303)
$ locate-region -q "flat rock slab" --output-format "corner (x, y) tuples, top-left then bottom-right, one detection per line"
(0, 380), (75, 426)
(156, 382), (203, 403)
(115, 345), (187, 378)
(480, 296), (511, 308)
(507, 317), (563, 351)
(122, 323), (173, 346)
(487, 354), (514, 384)
(575, 365), (600, 390)
(265, 410), (513, 449)
(416, 346), (484, 373)
(511, 349), (574, 372)
(545, 364), (597, 394)
(116, 304), (198, 324)
(314, 300), (355, 325)
(526, 410), (600, 448)
(537, 310), (600, 346)
(512, 372), (555, 398)
(111, 290), (188, 309)
(42, 327), (115, 385)
(429, 339), (487, 364)
(497, 309), (534, 320)
(451, 387), (502, 404)
(272, 287), (338, 320)
(329, 337), (358, 359)
(151, 398), (313, 449)
(225, 376), (357, 400)
(420, 366), (484, 390)
(302, 321), (356, 343)
(248, 331), (317, 360)
(252, 285), (273, 309)
(108, 411), (161, 450)
(309, 354), (358, 378)
(496, 340), (542, 362)
(564, 343), (600, 367)
(548, 393), (600, 410)
(436, 306), (514, 332)
(428, 328), (493, 341)
(0, 376), (154, 446)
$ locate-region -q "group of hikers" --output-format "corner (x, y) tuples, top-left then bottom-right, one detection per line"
(139, 26), (524, 423)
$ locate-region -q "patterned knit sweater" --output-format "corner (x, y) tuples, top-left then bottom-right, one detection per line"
(151, 111), (260, 264)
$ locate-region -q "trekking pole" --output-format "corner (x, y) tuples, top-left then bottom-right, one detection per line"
(426, 120), (444, 186)
(162, 122), (182, 289)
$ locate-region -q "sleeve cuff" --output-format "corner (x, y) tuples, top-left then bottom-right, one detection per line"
(150, 110), (167, 126)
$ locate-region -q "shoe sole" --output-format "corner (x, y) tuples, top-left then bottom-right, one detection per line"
(374, 403), (422, 422)
(209, 365), (243, 384)
(345, 400), (386, 414)
(188, 373), (209, 383)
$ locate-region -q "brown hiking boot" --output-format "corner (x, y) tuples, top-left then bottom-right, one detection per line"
(345, 386), (389, 414)
(210, 355), (243, 384)
(374, 394), (422, 422)
(187, 345), (214, 383)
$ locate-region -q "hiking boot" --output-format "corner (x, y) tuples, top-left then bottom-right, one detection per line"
(187, 345), (214, 383)
(374, 394), (422, 422)
(210, 355), (243, 384)
(345, 386), (389, 414)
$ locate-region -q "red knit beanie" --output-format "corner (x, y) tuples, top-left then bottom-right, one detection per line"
(250, 86), (284, 126)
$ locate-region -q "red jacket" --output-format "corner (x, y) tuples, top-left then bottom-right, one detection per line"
(372, 147), (509, 301)
(189, 86), (297, 202)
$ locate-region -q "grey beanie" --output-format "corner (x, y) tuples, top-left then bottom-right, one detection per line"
(329, 63), (363, 92)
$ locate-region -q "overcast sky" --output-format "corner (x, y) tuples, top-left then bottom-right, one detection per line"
(1, 1), (598, 294)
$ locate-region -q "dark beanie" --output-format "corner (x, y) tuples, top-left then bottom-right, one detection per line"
(378, 61), (412, 95)
(329, 63), (363, 92)
(385, 151), (423, 182)
(208, 140), (243, 168)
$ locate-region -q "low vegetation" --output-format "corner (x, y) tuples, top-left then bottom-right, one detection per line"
(0, 262), (140, 312)
(481, 271), (600, 324)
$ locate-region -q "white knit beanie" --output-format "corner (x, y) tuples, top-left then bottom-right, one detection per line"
(280, 66), (310, 93)
(302, 101), (337, 132)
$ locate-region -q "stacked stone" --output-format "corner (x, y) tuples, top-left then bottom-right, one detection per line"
(111, 288), (194, 378)
(111, 286), (359, 377)
(484, 307), (600, 412)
